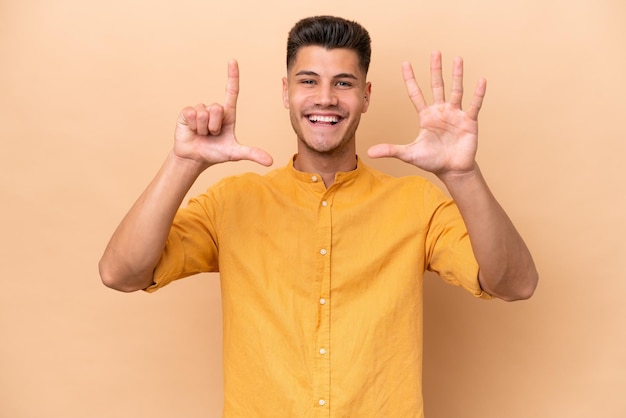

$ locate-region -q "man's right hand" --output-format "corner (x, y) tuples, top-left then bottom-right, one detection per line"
(99, 60), (273, 292)
(174, 59), (274, 169)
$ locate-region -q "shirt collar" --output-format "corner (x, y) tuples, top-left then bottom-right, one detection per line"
(287, 154), (362, 185)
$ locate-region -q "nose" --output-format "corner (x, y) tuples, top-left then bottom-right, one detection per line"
(315, 83), (338, 107)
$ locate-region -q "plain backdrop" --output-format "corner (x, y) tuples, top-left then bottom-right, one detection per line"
(1, 0), (625, 417)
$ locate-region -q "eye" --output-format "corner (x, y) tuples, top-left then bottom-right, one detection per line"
(299, 79), (316, 85)
(335, 80), (353, 88)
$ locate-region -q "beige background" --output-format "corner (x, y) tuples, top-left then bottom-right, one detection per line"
(1, 0), (625, 417)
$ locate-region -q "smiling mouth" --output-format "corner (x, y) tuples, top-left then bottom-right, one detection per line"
(308, 115), (340, 125)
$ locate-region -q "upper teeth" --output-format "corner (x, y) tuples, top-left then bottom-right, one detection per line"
(309, 115), (339, 123)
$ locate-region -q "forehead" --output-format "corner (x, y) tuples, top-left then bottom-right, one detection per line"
(289, 46), (363, 78)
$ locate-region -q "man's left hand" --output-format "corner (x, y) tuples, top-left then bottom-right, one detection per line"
(368, 51), (487, 181)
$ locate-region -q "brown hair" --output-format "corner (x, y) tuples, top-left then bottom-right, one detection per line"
(286, 16), (372, 75)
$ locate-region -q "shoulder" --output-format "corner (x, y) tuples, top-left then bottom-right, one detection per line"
(359, 162), (445, 198)
(197, 165), (289, 202)
(208, 163), (284, 187)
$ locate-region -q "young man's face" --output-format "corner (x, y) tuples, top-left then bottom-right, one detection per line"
(282, 46), (371, 156)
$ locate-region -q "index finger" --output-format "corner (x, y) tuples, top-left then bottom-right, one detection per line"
(402, 61), (428, 113)
(224, 59), (239, 111)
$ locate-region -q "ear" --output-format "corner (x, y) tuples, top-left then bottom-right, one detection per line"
(362, 81), (372, 113)
(282, 77), (290, 109)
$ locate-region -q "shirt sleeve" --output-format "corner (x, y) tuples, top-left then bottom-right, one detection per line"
(143, 187), (222, 293)
(423, 183), (493, 300)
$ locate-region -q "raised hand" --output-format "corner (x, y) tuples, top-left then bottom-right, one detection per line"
(174, 60), (273, 169)
(368, 51), (486, 180)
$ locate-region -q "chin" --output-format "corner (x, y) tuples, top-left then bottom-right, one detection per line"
(300, 135), (352, 155)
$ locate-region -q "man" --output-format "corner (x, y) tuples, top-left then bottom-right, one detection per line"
(100, 15), (538, 417)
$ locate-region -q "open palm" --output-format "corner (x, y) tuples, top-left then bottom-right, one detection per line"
(368, 51), (486, 178)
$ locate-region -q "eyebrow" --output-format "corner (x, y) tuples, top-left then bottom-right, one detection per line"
(295, 70), (359, 80)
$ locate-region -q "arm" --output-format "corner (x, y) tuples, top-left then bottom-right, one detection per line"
(99, 60), (273, 292)
(368, 52), (537, 301)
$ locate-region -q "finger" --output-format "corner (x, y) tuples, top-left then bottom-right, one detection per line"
(178, 107), (197, 132)
(449, 56), (464, 108)
(206, 104), (224, 135)
(193, 104), (209, 136)
(430, 51), (445, 104)
(224, 59), (239, 113)
(466, 77), (487, 120)
(402, 61), (427, 112)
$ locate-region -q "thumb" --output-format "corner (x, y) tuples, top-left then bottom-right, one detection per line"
(231, 144), (274, 167)
(367, 143), (405, 160)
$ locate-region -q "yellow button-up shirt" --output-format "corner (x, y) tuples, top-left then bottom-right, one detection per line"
(148, 157), (490, 417)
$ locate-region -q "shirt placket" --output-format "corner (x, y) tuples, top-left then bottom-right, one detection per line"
(311, 176), (336, 416)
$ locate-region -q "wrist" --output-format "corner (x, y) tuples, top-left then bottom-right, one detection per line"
(437, 163), (482, 189)
(168, 151), (211, 178)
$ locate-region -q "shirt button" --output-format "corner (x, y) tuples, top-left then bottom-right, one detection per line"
(311, 175), (318, 182)
(319, 399), (326, 406)
(321, 200), (328, 207)
(319, 298), (326, 305)
(319, 348), (326, 355)
(320, 248), (327, 255)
